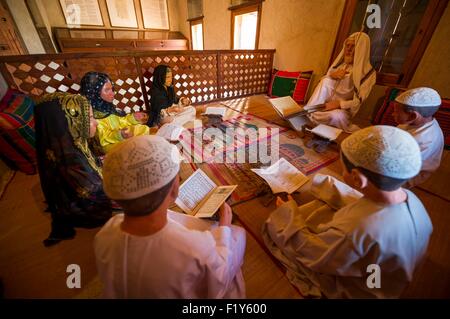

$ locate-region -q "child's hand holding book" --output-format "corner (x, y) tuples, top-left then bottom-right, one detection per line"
(218, 203), (233, 226)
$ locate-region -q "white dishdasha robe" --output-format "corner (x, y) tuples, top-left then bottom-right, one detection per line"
(303, 32), (376, 132)
(95, 210), (246, 298)
(398, 119), (444, 187)
(262, 174), (432, 298)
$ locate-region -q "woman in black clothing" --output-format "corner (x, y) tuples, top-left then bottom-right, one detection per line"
(34, 93), (112, 246)
(147, 65), (190, 126)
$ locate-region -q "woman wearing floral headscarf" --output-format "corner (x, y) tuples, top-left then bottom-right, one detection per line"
(80, 72), (150, 153)
(34, 93), (113, 246)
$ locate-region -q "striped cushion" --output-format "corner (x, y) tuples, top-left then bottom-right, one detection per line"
(268, 70), (313, 104)
(0, 90), (36, 174)
(373, 87), (450, 149)
(0, 89), (35, 121)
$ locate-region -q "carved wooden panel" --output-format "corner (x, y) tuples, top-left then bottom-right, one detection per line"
(0, 50), (275, 112)
(2, 56), (144, 113)
(220, 52), (273, 99)
(4, 59), (74, 98)
(139, 53), (218, 104)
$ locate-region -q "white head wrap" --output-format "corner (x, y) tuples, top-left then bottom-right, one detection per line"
(102, 135), (180, 200)
(329, 32), (377, 115)
(341, 125), (422, 179)
(395, 87), (441, 107)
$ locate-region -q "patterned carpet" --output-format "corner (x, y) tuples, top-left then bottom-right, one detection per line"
(177, 112), (339, 206)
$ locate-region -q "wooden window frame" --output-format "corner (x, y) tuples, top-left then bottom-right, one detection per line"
(330, 0), (448, 87)
(189, 17), (204, 50)
(230, 2), (262, 50)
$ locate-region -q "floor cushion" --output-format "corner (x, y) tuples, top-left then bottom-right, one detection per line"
(0, 89), (36, 174)
(268, 70), (313, 104)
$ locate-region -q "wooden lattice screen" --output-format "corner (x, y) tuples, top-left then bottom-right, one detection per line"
(0, 50), (275, 113)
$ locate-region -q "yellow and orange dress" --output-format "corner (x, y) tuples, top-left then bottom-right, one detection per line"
(96, 113), (149, 153)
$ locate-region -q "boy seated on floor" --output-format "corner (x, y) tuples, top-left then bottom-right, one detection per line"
(262, 125), (433, 298)
(393, 87), (444, 187)
(94, 135), (246, 298)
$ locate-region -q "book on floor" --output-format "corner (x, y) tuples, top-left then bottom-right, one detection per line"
(167, 106), (196, 126)
(175, 169), (237, 218)
(268, 96), (305, 119)
(156, 123), (185, 141)
(203, 106), (227, 117)
(251, 157), (309, 194)
(308, 124), (343, 141)
(268, 96), (325, 132)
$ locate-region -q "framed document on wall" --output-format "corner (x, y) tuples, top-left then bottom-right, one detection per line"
(59, 0), (104, 26)
(140, 0), (169, 30)
(106, 0), (138, 28)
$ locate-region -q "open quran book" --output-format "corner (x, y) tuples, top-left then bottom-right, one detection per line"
(268, 96), (305, 119)
(269, 96), (326, 118)
(203, 106), (227, 117)
(307, 124), (343, 141)
(251, 158), (309, 194)
(175, 169), (237, 218)
(268, 96), (325, 131)
(166, 106), (196, 126)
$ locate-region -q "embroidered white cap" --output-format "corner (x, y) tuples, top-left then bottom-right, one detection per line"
(102, 135), (180, 200)
(395, 87), (441, 107)
(341, 125), (422, 179)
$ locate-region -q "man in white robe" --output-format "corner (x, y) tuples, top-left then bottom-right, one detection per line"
(300, 32), (376, 132)
(94, 135), (246, 298)
(262, 126), (433, 298)
(393, 87), (444, 187)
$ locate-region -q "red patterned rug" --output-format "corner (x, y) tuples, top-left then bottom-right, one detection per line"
(178, 113), (340, 205)
(179, 113), (288, 162)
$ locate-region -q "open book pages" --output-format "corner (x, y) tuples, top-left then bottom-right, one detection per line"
(268, 96), (303, 118)
(308, 124), (343, 141)
(203, 106), (227, 117)
(167, 106), (196, 126)
(156, 123), (185, 141)
(195, 185), (237, 218)
(251, 157), (309, 194)
(175, 169), (237, 218)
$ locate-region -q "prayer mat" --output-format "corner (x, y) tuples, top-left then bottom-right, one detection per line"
(373, 87), (450, 148)
(278, 130), (340, 175)
(178, 113), (285, 205)
(177, 117), (339, 206)
(178, 113), (289, 162)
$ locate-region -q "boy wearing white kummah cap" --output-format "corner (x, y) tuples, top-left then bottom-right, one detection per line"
(393, 87), (444, 187)
(262, 126), (433, 298)
(94, 135), (246, 298)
